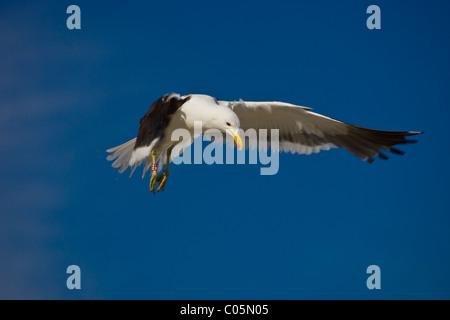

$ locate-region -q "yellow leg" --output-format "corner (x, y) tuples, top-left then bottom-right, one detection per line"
(149, 149), (158, 194)
(155, 146), (174, 192)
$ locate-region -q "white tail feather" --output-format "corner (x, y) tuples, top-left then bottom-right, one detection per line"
(106, 138), (136, 174)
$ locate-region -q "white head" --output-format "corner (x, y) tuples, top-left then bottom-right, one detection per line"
(182, 94), (243, 149)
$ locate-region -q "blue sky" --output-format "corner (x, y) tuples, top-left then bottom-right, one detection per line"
(0, 0), (449, 299)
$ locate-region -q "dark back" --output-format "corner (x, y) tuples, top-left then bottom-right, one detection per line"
(135, 94), (191, 149)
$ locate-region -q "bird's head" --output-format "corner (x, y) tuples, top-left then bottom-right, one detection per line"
(204, 105), (243, 150)
(183, 94), (243, 150)
(222, 114), (243, 151)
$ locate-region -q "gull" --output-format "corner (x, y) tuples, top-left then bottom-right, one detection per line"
(107, 93), (422, 193)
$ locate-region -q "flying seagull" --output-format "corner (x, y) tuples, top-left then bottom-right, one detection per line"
(107, 93), (422, 193)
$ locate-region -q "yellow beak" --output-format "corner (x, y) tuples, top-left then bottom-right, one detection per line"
(227, 128), (243, 150)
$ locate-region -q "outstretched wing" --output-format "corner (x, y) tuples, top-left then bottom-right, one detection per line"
(223, 100), (422, 162)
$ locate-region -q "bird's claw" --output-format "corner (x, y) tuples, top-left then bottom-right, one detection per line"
(149, 170), (169, 194)
(156, 170), (169, 192)
(149, 170), (158, 194)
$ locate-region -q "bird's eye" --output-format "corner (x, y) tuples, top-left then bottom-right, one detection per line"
(226, 122), (231, 126)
